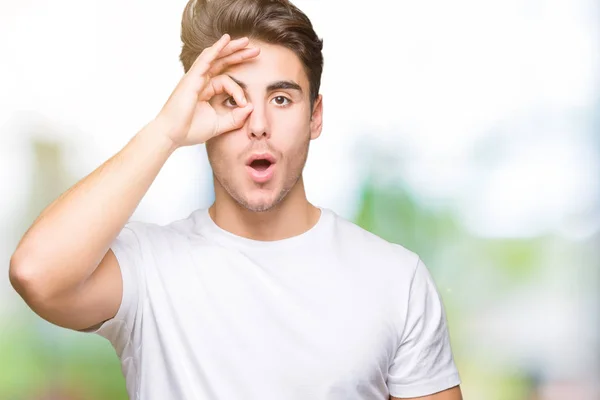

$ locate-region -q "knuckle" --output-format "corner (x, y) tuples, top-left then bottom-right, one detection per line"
(197, 61), (210, 73)
(209, 78), (218, 92)
(210, 61), (222, 73)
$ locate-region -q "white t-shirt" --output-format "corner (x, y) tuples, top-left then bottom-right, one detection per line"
(91, 207), (460, 399)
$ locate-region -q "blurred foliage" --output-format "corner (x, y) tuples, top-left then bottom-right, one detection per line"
(355, 176), (460, 264)
(0, 318), (127, 399)
(354, 174), (547, 284)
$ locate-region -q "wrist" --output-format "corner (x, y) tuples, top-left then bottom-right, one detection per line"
(144, 117), (181, 154)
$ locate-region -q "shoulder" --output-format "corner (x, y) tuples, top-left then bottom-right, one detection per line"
(119, 209), (203, 246)
(325, 208), (420, 275)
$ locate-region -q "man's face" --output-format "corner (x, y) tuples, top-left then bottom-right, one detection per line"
(206, 40), (323, 212)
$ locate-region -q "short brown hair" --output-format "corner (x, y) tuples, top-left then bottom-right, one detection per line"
(180, 0), (324, 106)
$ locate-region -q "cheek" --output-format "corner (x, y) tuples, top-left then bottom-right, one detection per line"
(206, 132), (244, 164)
(206, 136), (235, 170)
(277, 133), (311, 172)
(271, 111), (311, 148)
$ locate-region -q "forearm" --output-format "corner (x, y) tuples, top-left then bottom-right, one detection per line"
(10, 119), (178, 300)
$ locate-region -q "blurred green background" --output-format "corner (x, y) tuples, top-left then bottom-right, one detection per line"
(1, 0), (599, 399)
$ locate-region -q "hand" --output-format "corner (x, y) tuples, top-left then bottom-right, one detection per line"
(155, 34), (259, 148)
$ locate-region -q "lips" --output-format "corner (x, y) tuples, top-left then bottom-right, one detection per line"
(249, 158), (272, 171)
(246, 153), (276, 183)
(246, 153), (276, 167)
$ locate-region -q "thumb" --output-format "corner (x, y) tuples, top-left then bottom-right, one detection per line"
(216, 103), (253, 134)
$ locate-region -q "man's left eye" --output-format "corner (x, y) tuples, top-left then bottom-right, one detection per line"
(272, 96), (290, 106)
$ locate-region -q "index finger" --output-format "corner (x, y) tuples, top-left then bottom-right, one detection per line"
(190, 34), (232, 73)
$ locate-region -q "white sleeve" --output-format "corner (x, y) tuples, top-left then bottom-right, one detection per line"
(387, 258), (461, 398)
(85, 223), (147, 357)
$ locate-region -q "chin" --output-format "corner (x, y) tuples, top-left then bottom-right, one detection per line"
(240, 192), (280, 212)
(216, 173), (294, 213)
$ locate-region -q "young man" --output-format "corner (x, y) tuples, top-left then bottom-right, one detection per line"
(9, 0), (462, 399)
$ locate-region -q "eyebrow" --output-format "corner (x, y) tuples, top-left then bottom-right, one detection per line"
(228, 75), (303, 94)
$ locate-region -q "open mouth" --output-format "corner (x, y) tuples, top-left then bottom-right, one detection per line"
(249, 158), (273, 172)
(246, 154), (276, 183)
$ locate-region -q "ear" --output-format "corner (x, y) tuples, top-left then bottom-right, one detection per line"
(309, 94), (323, 140)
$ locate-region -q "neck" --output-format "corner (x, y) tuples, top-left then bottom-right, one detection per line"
(209, 176), (321, 241)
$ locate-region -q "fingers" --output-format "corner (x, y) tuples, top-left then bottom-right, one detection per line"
(202, 74), (247, 107)
(216, 104), (254, 135)
(210, 47), (260, 76)
(203, 74), (254, 136)
(190, 34), (232, 75)
(190, 34), (257, 77)
(216, 36), (251, 60)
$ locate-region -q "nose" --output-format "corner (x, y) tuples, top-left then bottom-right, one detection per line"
(246, 103), (270, 139)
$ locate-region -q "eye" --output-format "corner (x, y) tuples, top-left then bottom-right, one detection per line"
(271, 96), (291, 107)
(223, 97), (238, 107)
